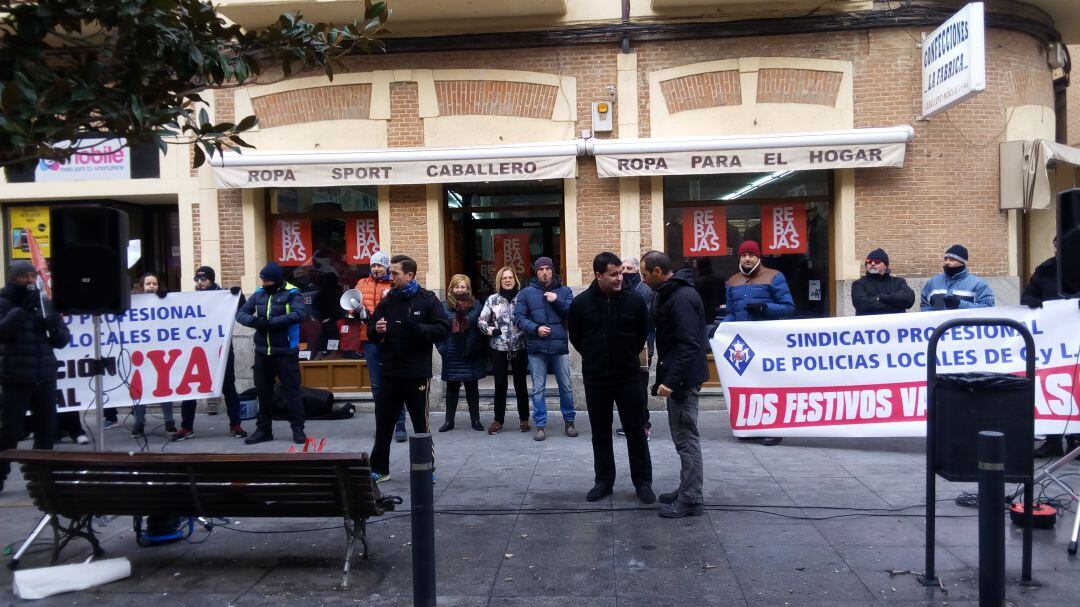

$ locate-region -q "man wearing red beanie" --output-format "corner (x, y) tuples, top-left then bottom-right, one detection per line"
(723, 240), (795, 446)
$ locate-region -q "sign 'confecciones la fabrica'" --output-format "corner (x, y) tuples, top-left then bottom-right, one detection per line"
(710, 300), (1080, 438)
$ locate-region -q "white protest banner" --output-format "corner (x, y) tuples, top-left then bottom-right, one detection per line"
(55, 291), (240, 412)
(710, 300), (1080, 438)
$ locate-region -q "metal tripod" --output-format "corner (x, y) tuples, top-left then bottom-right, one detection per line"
(1033, 440), (1080, 554)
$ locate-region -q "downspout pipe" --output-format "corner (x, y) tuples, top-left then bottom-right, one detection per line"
(621, 0), (631, 53)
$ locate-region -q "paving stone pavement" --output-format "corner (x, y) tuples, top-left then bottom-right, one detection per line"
(0, 405), (1078, 606)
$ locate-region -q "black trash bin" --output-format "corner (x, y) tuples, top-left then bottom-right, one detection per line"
(932, 372), (1035, 483)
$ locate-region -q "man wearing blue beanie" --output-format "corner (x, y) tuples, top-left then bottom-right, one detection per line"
(235, 262), (308, 444)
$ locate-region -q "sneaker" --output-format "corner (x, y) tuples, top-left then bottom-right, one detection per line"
(659, 491), (678, 505)
(636, 485), (656, 505)
(131, 424), (145, 437)
(1034, 437), (1066, 458)
(616, 427), (626, 436)
(102, 420), (119, 430)
(171, 428), (194, 442)
(292, 427), (307, 445)
(165, 421), (178, 434)
(372, 472), (391, 485)
(761, 437), (783, 446)
(659, 501), (704, 518)
(534, 427), (546, 442)
(75, 434), (90, 445)
(229, 425), (248, 438)
(394, 422), (408, 443)
(244, 429), (273, 445)
(585, 484), (613, 502)
(564, 423), (578, 438)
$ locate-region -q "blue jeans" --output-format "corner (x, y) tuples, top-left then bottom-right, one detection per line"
(527, 353), (575, 427)
(133, 403), (174, 425)
(365, 342), (406, 426)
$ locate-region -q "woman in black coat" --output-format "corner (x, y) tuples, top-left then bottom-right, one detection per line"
(437, 274), (487, 432)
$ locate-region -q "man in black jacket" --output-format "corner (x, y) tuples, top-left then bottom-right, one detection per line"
(236, 262), (307, 445)
(366, 255), (450, 483)
(642, 251), (709, 518)
(568, 252), (653, 504)
(850, 249), (916, 315)
(173, 266), (248, 441)
(1022, 237), (1079, 457)
(0, 261), (69, 493)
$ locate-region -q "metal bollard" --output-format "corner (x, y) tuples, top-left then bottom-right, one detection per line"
(409, 434), (436, 607)
(978, 431), (1005, 607)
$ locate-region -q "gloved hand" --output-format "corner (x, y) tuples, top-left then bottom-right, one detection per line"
(943, 294), (960, 309)
(230, 286), (241, 295)
(22, 295), (39, 312)
(745, 302), (767, 315)
(929, 294), (945, 309)
(489, 327), (502, 337)
(254, 318), (269, 331)
(155, 289), (168, 299)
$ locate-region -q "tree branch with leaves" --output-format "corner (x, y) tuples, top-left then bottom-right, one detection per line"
(0, 0), (388, 169)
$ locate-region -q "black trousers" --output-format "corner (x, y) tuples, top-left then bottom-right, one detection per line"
(371, 377), (431, 475)
(253, 353), (304, 432)
(57, 411), (85, 439)
(181, 350), (242, 430)
(492, 349), (529, 424)
(639, 369), (652, 428)
(584, 380), (652, 489)
(445, 380), (480, 422)
(1, 381), (57, 482)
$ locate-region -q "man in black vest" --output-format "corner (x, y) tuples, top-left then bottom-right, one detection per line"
(568, 252), (653, 504)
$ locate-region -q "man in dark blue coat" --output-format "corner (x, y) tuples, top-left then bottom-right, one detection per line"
(513, 256), (576, 441)
(642, 251), (709, 518)
(235, 262), (307, 445)
(0, 261), (69, 493)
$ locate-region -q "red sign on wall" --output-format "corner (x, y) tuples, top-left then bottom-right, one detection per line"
(345, 217), (379, 264)
(494, 234), (531, 277)
(272, 219), (313, 266)
(682, 207), (727, 257)
(761, 203), (808, 255)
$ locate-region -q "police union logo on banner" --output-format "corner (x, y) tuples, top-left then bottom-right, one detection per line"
(724, 335), (755, 376)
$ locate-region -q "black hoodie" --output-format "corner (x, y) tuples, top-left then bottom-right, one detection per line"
(0, 283), (69, 382)
(652, 268), (709, 398)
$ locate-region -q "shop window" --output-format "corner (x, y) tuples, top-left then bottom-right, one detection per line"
(267, 186), (379, 358)
(445, 181), (563, 300)
(664, 171), (831, 321)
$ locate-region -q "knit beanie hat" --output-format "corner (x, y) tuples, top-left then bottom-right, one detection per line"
(369, 250), (391, 269)
(944, 244), (969, 264)
(738, 241), (761, 257)
(194, 266), (216, 283)
(6, 260), (35, 284)
(533, 256), (554, 271)
(259, 262), (285, 283)
(866, 248), (890, 266)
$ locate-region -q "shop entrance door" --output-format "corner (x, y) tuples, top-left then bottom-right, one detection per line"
(445, 181), (563, 300)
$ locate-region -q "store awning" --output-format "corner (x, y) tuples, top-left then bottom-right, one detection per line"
(1000, 139), (1080, 211)
(211, 140), (586, 189)
(587, 126), (914, 178)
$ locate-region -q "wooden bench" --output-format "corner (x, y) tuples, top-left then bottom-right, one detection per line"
(0, 450), (399, 589)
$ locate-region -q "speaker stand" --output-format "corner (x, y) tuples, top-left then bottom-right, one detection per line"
(93, 315), (106, 452)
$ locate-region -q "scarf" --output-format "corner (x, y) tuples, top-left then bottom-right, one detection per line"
(499, 287), (518, 302)
(390, 279), (419, 298)
(451, 300), (473, 333)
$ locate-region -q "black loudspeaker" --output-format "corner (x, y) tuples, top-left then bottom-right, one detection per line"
(1059, 188), (1080, 296)
(50, 206), (131, 314)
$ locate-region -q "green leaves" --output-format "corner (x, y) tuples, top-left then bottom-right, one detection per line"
(0, 0), (388, 168)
